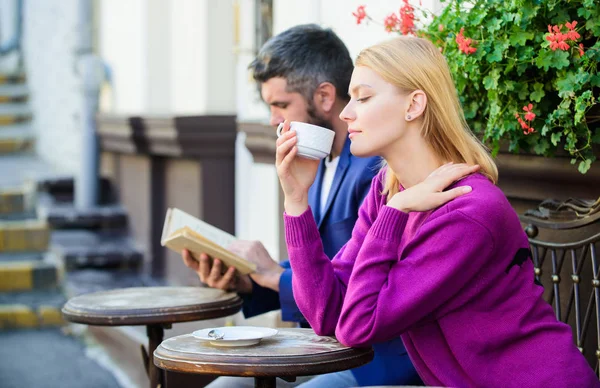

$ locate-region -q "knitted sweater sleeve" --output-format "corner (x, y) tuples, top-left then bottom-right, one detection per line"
(283, 174), (382, 336)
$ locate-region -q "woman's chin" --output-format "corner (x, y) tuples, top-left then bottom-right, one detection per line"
(349, 142), (375, 158)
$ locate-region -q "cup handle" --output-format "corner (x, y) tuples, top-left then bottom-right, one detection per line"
(276, 122), (284, 137)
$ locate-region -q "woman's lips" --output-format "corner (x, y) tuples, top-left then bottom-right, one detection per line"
(348, 129), (361, 139)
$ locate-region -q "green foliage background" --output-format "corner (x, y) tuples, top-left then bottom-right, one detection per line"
(425, 0), (599, 173)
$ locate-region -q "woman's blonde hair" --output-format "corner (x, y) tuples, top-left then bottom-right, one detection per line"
(355, 36), (498, 201)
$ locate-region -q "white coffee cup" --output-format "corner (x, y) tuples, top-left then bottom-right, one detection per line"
(276, 121), (335, 160)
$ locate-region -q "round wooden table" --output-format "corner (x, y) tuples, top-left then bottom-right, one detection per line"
(154, 328), (374, 388)
(62, 286), (242, 388)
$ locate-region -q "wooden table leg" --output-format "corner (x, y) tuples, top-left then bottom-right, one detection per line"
(254, 377), (276, 388)
(147, 325), (165, 388)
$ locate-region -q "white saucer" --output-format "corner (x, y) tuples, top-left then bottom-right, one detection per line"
(192, 326), (278, 347)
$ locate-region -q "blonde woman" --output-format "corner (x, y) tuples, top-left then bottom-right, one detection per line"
(275, 36), (598, 387)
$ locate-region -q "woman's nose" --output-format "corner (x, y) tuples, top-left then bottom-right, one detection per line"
(339, 102), (355, 122)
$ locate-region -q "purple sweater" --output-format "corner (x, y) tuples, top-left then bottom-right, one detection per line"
(284, 171), (599, 387)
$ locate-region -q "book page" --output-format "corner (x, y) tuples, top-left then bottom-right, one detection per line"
(164, 208), (236, 249)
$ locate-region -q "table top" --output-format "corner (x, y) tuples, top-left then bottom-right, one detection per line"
(62, 286), (242, 326)
(153, 328), (374, 377)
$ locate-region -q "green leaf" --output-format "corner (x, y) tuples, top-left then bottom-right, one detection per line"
(591, 75), (600, 88)
(585, 18), (600, 36)
(536, 50), (570, 71)
(509, 30), (533, 46)
(520, 3), (538, 22)
(577, 7), (592, 19)
(464, 100), (479, 120)
(483, 68), (500, 90)
(486, 46), (503, 63)
(530, 82), (545, 102)
(551, 132), (562, 146)
(486, 18), (503, 33)
(533, 138), (550, 154)
(556, 72), (577, 98)
(516, 83), (529, 100)
(578, 159), (592, 174)
(541, 124), (550, 136)
(469, 9), (488, 25)
(592, 129), (600, 144)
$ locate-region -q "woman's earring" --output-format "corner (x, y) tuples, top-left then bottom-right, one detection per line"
(406, 115), (412, 120)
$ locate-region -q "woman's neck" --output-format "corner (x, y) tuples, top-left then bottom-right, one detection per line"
(383, 132), (444, 189)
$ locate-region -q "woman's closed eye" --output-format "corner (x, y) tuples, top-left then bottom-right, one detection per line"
(356, 96), (371, 103)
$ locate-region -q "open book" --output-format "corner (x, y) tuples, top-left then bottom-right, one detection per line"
(160, 208), (257, 275)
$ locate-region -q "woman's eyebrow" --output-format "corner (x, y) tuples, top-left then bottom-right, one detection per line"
(348, 84), (373, 96)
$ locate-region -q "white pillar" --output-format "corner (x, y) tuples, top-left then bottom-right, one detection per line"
(75, 0), (102, 209)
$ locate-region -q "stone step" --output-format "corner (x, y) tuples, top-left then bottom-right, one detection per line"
(0, 154), (62, 188)
(0, 184), (35, 216)
(51, 230), (143, 270)
(0, 137), (34, 154)
(37, 176), (116, 205)
(0, 123), (33, 140)
(0, 219), (50, 252)
(0, 252), (62, 292)
(0, 103), (31, 116)
(0, 83), (28, 98)
(0, 289), (66, 329)
(0, 114), (31, 126)
(37, 193), (127, 230)
(0, 73), (26, 85)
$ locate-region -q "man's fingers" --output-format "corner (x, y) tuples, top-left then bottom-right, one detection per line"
(198, 253), (212, 283)
(182, 250), (199, 271)
(216, 266), (236, 290)
(207, 259), (224, 284)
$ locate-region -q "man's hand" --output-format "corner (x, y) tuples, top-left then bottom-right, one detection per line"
(181, 249), (253, 293)
(227, 240), (285, 292)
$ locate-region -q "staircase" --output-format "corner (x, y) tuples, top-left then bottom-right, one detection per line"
(0, 72), (147, 331)
(0, 73), (63, 330)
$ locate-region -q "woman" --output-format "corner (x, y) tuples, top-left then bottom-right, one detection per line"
(275, 36), (598, 387)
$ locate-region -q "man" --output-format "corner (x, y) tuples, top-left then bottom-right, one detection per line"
(182, 24), (421, 387)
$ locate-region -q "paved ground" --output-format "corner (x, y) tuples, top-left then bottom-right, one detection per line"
(0, 328), (121, 388)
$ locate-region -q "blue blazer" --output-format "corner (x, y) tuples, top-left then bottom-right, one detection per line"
(241, 137), (421, 386)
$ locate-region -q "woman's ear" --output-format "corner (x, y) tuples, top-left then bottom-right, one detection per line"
(405, 90), (427, 121)
(313, 82), (336, 113)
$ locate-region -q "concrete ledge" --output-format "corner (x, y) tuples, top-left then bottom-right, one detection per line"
(0, 304), (64, 329)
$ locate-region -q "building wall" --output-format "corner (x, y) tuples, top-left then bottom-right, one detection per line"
(21, 0), (89, 173)
(97, 0), (236, 115)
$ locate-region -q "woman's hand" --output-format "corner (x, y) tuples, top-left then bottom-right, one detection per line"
(275, 121), (320, 216)
(387, 163), (480, 213)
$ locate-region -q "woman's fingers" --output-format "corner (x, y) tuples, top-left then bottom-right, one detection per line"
(275, 129), (295, 147)
(437, 185), (472, 206)
(275, 135), (297, 166)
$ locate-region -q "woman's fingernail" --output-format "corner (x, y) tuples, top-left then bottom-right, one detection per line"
(463, 186), (472, 193)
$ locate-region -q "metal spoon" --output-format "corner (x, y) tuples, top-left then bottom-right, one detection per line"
(208, 329), (225, 340)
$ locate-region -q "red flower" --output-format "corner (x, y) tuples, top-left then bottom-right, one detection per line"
(578, 43), (585, 56)
(545, 21), (581, 53)
(438, 24), (444, 32)
(516, 105), (536, 134)
(456, 28), (477, 55)
(523, 104), (536, 121)
(384, 12), (400, 32)
(399, 0), (416, 35)
(353, 5), (367, 25)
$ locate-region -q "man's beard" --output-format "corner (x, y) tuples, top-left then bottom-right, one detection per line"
(306, 100), (333, 131)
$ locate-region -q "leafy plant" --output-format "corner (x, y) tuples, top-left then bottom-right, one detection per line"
(353, 0), (600, 173)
